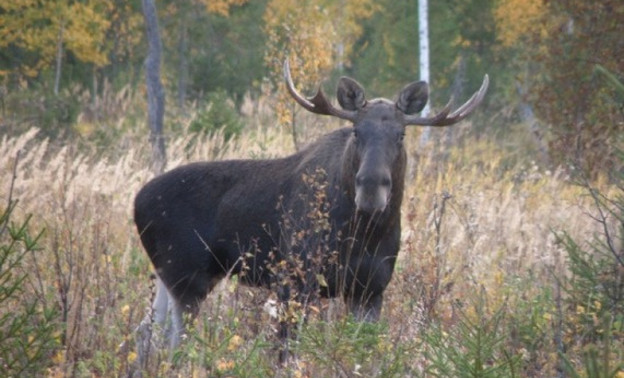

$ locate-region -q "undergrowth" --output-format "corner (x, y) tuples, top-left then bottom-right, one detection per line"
(0, 101), (622, 376)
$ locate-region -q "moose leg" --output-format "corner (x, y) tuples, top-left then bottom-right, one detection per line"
(168, 298), (185, 351)
(276, 282), (291, 364)
(343, 254), (392, 322)
(164, 280), (207, 353)
(150, 276), (180, 347)
(135, 276), (172, 368)
(153, 277), (169, 327)
(347, 293), (383, 322)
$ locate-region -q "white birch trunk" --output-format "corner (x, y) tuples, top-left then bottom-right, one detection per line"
(418, 0), (431, 146)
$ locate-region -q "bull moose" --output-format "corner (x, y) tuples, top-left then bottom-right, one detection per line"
(134, 60), (488, 359)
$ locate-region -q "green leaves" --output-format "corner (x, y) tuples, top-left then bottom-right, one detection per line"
(423, 292), (520, 378)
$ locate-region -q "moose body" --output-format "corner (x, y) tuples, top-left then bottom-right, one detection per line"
(135, 126), (401, 319)
(134, 61), (488, 355)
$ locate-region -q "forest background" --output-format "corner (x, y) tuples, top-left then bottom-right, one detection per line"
(0, 0), (623, 376)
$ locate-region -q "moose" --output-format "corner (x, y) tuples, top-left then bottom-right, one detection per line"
(134, 60), (488, 359)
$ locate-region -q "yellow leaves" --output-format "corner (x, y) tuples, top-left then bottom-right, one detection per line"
(494, 0), (546, 47)
(62, 1), (110, 66)
(201, 0), (248, 17)
(0, 0), (110, 78)
(127, 351), (137, 364)
(227, 334), (243, 351)
(264, 0), (338, 127)
(121, 304), (130, 317)
(263, 0), (377, 128)
(216, 358), (235, 372)
(316, 273), (328, 288)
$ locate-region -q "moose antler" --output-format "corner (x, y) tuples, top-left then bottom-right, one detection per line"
(283, 60), (357, 121)
(403, 74), (489, 126)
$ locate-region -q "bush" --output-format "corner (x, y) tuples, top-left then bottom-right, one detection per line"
(2, 86), (82, 138)
(556, 152), (624, 375)
(0, 200), (61, 376)
(423, 291), (520, 377)
(189, 90), (243, 141)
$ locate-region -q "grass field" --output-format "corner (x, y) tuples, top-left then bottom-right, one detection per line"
(1, 100), (622, 376)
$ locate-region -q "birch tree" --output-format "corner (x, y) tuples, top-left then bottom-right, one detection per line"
(418, 0), (431, 146)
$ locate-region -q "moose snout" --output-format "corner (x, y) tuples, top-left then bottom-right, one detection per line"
(354, 171), (392, 214)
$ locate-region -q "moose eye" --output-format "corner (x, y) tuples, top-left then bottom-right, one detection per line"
(398, 132), (405, 143)
(352, 129), (358, 139)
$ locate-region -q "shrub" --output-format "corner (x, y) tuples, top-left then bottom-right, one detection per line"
(0, 200), (61, 375)
(189, 90), (243, 141)
(423, 290), (520, 377)
(556, 163), (624, 375)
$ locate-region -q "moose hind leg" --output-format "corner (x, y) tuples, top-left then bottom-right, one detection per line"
(168, 298), (185, 351)
(153, 277), (170, 326)
(162, 268), (215, 351)
(135, 276), (172, 368)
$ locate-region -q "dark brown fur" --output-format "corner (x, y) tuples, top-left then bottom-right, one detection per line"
(133, 67), (489, 359)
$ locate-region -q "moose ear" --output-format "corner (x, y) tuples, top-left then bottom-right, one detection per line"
(396, 81), (429, 115)
(337, 77), (366, 111)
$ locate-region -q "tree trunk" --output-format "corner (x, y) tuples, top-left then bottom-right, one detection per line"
(177, 13), (189, 111)
(418, 0), (431, 147)
(141, 0), (166, 174)
(516, 81), (550, 167)
(54, 22), (65, 96)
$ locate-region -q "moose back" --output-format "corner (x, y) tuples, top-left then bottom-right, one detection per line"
(134, 60), (488, 352)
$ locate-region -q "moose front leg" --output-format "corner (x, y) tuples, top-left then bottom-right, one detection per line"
(343, 253), (394, 322)
(346, 292), (383, 322)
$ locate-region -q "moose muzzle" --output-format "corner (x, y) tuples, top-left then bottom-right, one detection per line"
(354, 168), (392, 214)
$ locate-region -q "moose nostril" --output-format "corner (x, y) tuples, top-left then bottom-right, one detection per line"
(381, 176), (391, 187)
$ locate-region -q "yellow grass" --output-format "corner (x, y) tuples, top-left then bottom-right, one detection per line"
(0, 113), (613, 375)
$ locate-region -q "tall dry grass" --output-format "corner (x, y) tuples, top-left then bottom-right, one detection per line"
(0, 105), (615, 375)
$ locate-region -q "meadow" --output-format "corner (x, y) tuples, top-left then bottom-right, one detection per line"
(1, 91), (622, 377)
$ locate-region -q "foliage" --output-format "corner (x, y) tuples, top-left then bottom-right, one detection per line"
(99, 0), (144, 87)
(349, 0), (496, 106)
(2, 83), (83, 137)
(199, 0), (249, 17)
(0, 199), (60, 376)
(263, 0), (376, 145)
(495, 0), (624, 176)
(0, 0), (110, 81)
(555, 166), (624, 375)
(594, 65), (624, 102)
(2, 1), (624, 374)
(0, 107), (621, 375)
(296, 318), (410, 376)
(263, 0), (339, 134)
(423, 292), (520, 377)
(348, 0), (423, 95)
(188, 89), (243, 140)
(494, 0), (546, 48)
(537, 2), (624, 176)
(160, 0), (263, 108)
